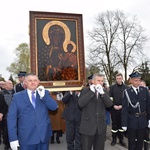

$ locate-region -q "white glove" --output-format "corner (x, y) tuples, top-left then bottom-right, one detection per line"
(90, 84), (95, 93)
(37, 85), (45, 99)
(95, 84), (104, 94)
(148, 120), (150, 128)
(56, 93), (63, 101)
(122, 127), (127, 131)
(10, 140), (20, 150)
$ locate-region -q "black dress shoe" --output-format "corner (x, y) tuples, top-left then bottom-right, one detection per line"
(120, 141), (126, 147)
(111, 141), (116, 146)
(51, 135), (54, 144)
(51, 139), (54, 144)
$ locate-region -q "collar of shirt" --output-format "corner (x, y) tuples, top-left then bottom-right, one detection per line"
(132, 86), (139, 94)
(27, 89), (37, 103)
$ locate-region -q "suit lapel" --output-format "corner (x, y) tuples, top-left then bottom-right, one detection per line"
(130, 87), (138, 96)
(138, 87), (144, 99)
(35, 91), (41, 110)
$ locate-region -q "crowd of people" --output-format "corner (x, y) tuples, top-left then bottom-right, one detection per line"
(0, 71), (150, 150)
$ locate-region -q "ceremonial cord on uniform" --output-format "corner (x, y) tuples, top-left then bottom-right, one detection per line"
(125, 90), (141, 113)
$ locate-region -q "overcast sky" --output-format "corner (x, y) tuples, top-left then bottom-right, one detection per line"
(0, 0), (150, 80)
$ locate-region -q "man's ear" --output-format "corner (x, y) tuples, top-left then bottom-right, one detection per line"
(91, 79), (94, 84)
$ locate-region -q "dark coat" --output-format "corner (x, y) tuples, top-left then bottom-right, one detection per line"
(109, 82), (128, 105)
(78, 87), (113, 136)
(14, 83), (25, 93)
(0, 89), (15, 107)
(121, 86), (150, 129)
(62, 91), (82, 122)
(0, 93), (8, 120)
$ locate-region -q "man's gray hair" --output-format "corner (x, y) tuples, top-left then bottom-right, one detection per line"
(92, 73), (104, 79)
(25, 73), (39, 79)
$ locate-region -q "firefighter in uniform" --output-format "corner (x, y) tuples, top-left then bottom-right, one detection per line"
(109, 73), (128, 146)
(122, 71), (150, 150)
(14, 71), (26, 93)
(86, 74), (93, 87)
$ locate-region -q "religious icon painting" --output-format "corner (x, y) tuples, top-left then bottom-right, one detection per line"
(29, 11), (85, 91)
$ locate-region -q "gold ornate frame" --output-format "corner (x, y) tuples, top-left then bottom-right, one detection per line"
(29, 11), (85, 91)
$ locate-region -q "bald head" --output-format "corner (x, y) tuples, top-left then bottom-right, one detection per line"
(5, 80), (13, 90)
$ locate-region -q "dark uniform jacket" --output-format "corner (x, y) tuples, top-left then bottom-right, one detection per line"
(78, 87), (113, 136)
(109, 83), (128, 105)
(122, 86), (150, 129)
(15, 83), (25, 93)
(62, 91), (81, 122)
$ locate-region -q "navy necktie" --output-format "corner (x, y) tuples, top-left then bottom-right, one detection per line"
(31, 91), (36, 108)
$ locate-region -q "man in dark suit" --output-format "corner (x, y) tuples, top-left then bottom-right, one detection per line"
(62, 90), (82, 150)
(122, 71), (150, 150)
(0, 92), (8, 145)
(78, 73), (113, 150)
(14, 71), (26, 93)
(7, 73), (58, 150)
(0, 93), (7, 120)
